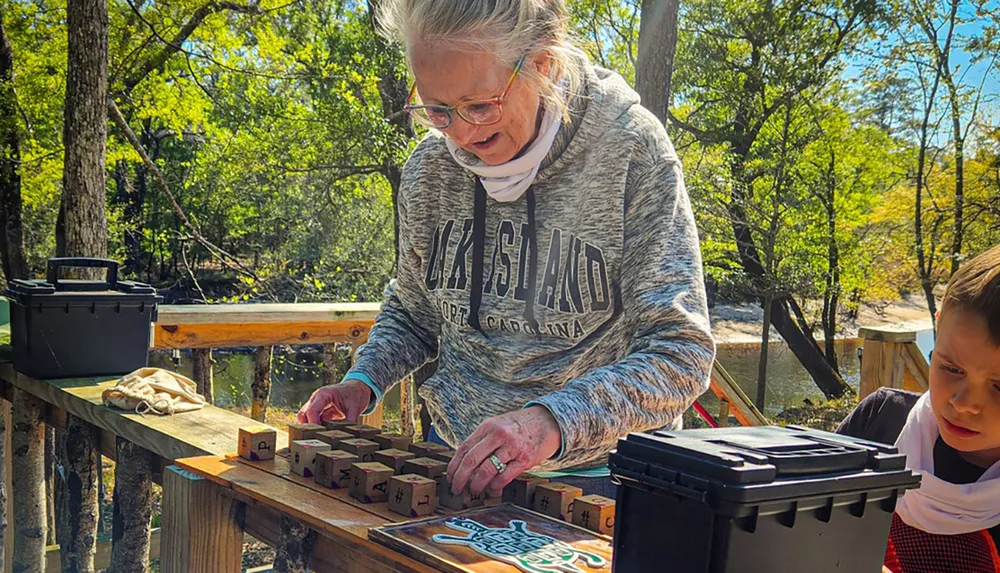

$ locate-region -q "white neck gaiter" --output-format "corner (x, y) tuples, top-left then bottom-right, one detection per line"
(445, 102), (562, 202)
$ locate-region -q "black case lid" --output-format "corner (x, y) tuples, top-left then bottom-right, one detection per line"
(6, 257), (160, 304)
(610, 426), (920, 505)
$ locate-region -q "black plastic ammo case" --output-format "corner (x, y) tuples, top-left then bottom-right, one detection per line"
(6, 258), (161, 379)
(609, 425), (921, 573)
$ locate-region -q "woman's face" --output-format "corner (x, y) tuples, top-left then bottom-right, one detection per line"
(409, 43), (547, 165)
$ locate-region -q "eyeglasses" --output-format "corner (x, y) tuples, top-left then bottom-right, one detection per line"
(404, 56), (526, 129)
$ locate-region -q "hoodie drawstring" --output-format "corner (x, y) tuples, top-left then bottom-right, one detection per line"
(468, 178), (540, 338)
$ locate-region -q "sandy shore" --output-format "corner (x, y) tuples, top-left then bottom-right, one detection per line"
(710, 294), (934, 344)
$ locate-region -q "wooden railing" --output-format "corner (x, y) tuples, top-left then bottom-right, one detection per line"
(0, 301), (770, 572)
(858, 326), (931, 398)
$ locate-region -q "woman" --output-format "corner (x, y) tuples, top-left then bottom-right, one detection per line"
(298, 0), (715, 499)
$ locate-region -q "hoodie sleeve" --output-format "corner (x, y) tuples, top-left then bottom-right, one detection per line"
(343, 145), (441, 414)
(526, 135), (716, 470)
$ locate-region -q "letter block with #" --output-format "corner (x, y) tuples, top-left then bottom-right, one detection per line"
(502, 474), (549, 508)
(409, 441), (450, 458)
(315, 430), (352, 447)
(314, 450), (358, 489)
(238, 427), (276, 461)
(438, 477), (486, 511)
(344, 424), (380, 439)
(290, 440), (331, 478)
(533, 483), (583, 522)
(339, 438), (380, 462)
(373, 449), (416, 474)
(401, 458), (448, 485)
(572, 495), (616, 535)
(349, 462), (394, 503)
(374, 433), (412, 451)
(288, 423), (324, 442)
(322, 419), (354, 431)
(388, 474), (438, 517)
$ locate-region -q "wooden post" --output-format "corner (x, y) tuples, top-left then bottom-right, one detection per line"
(0, 399), (8, 573)
(191, 348), (214, 406)
(107, 439), (152, 573)
(160, 466), (243, 573)
(251, 347), (273, 422)
(273, 516), (315, 573)
(858, 327), (923, 398)
(45, 427), (55, 546)
(718, 399), (730, 428)
(352, 331), (383, 428)
(400, 376), (414, 438)
(320, 344), (338, 387)
(11, 388), (45, 572)
(58, 415), (99, 572)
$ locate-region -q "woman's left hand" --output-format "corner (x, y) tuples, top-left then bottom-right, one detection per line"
(447, 405), (562, 498)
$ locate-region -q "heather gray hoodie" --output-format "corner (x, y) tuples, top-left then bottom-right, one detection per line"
(346, 59), (715, 472)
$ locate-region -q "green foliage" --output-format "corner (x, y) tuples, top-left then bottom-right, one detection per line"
(4, 0), (998, 321)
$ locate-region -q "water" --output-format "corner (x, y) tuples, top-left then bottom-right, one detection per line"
(151, 329), (936, 417)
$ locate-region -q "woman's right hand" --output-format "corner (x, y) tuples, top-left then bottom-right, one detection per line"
(296, 379), (373, 424)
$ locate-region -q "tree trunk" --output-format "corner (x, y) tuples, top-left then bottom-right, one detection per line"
(252, 346), (273, 422)
(821, 161), (840, 373)
(756, 294), (772, 411)
(0, 13), (28, 282)
(321, 344), (338, 386)
(11, 389), (46, 573)
(58, 416), (99, 573)
(635, 0), (680, 123)
(274, 516), (316, 573)
(192, 349), (214, 405)
(114, 159), (146, 278)
(0, 401), (7, 573)
(46, 427), (56, 545)
(727, 154), (852, 399)
(61, 0), (109, 263)
(946, 76), (964, 275)
(108, 439), (153, 573)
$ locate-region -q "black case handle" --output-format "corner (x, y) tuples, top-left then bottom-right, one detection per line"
(46, 258), (119, 291)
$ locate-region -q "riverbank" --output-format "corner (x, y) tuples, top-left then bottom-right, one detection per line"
(710, 293), (934, 344)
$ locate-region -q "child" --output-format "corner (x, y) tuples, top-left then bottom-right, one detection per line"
(838, 243), (1000, 573)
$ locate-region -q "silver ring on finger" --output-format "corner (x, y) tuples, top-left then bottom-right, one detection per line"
(489, 454), (507, 474)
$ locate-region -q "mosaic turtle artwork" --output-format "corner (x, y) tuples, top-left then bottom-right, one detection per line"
(431, 517), (607, 573)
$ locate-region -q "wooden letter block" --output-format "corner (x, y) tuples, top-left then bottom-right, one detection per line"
(344, 424), (380, 439)
(313, 450), (358, 489)
(338, 438), (380, 462)
(502, 474), (549, 507)
(238, 427), (276, 461)
(290, 439), (331, 478)
(400, 457), (448, 484)
(572, 495), (616, 535)
(430, 450), (456, 464)
(388, 474), (438, 518)
(315, 430), (352, 447)
(374, 433), (412, 451)
(322, 419), (354, 431)
(373, 449), (416, 474)
(349, 462), (394, 503)
(438, 478), (486, 511)
(409, 441), (450, 458)
(533, 483), (583, 522)
(288, 423), (324, 442)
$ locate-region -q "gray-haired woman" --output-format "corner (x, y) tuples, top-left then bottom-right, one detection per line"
(298, 0), (715, 499)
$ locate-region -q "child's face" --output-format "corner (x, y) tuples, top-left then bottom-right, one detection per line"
(929, 306), (1000, 467)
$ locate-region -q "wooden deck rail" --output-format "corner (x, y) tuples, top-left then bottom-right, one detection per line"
(0, 301), (766, 572)
(858, 326), (931, 398)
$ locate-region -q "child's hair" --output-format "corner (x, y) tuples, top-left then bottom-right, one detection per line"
(941, 244), (1000, 345)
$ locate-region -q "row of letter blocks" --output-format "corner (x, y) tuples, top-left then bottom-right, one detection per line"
(502, 474), (615, 535)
